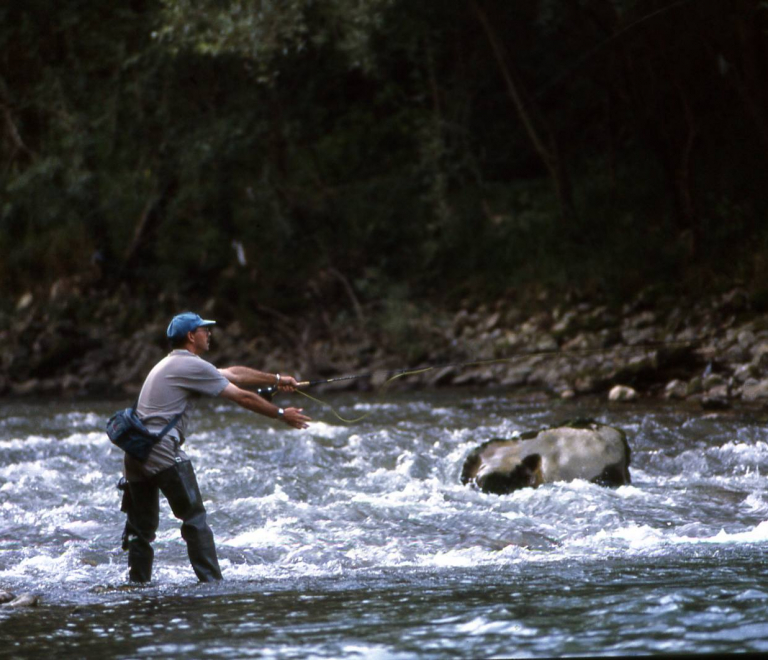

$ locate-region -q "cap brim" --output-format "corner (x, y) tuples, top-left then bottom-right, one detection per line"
(199, 319), (216, 327)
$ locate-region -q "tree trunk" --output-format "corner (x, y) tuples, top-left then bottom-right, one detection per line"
(471, 0), (577, 224)
(1, 102), (36, 171)
(731, 5), (768, 153)
(674, 88), (699, 250)
(120, 179), (176, 280)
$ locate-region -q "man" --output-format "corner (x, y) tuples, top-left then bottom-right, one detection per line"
(120, 311), (311, 583)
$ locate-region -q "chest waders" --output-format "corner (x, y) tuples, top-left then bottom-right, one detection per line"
(120, 452), (222, 583)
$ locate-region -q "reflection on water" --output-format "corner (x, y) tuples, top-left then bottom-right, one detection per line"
(2, 392), (768, 657)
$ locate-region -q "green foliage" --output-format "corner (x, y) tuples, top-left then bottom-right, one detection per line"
(155, 0), (395, 76)
(1, 0), (768, 314)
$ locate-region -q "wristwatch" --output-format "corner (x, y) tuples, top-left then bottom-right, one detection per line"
(276, 407), (285, 419)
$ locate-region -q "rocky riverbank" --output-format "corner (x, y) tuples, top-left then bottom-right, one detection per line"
(2, 286), (768, 409)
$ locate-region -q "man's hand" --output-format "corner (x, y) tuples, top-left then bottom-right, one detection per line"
(220, 384), (311, 429)
(280, 407), (311, 429)
(278, 375), (300, 393)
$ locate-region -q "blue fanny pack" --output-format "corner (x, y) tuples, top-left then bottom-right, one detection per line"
(106, 405), (182, 462)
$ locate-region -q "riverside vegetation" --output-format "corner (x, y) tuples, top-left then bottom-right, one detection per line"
(3, 2), (768, 407)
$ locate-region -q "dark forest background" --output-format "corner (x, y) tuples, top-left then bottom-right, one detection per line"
(2, 0), (768, 324)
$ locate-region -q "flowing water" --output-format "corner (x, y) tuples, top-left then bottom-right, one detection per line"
(2, 391), (768, 657)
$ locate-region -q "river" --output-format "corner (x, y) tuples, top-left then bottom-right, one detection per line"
(2, 391), (768, 657)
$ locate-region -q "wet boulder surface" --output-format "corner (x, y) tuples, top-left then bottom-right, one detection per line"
(461, 418), (631, 495)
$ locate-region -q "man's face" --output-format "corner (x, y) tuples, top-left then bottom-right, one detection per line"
(188, 325), (212, 354)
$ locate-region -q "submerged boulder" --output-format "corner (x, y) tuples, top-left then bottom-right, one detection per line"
(461, 419), (631, 495)
(0, 591), (40, 607)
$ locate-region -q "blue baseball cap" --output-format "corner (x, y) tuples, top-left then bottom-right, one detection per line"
(167, 312), (216, 340)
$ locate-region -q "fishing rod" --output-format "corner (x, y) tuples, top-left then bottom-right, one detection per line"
(307, 337), (702, 388)
(256, 337), (705, 419)
(255, 371), (393, 398)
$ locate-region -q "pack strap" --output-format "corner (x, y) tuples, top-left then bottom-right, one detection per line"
(157, 412), (183, 440)
(131, 400), (184, 440)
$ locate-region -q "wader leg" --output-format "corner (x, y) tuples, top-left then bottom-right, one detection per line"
(155, 460), (223, 582)
(119, 479), (131, 551)
(123, 480), (160, 583)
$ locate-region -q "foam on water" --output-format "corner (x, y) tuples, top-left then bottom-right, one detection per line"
(2, 396), (768, 602)
(351, 402), (401, 412)
(678, 520), (768, 544)
(53, 412), (104, 428)
(307, 421), (352, 439)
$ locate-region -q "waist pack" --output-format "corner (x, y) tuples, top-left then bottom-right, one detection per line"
(106, 406), (182, 462)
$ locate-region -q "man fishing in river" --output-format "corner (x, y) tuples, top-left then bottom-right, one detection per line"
(120, 312), (311, 583)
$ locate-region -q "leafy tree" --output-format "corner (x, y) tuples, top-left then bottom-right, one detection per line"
(2, 0), (768, 313)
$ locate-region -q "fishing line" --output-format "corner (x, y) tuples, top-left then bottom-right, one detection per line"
(292, 365), (437, 423)
(293, 388), (369, 424)
(287, 338), (704, 424)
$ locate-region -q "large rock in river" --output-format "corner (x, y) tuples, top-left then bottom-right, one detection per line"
(461, 419), (631, 495)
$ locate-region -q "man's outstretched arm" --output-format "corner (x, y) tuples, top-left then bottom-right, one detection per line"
(219, 383), (311, 430)
(218, 366), (299, 391)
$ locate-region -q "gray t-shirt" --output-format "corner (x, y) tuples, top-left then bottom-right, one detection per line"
(125, 350), (231, 480)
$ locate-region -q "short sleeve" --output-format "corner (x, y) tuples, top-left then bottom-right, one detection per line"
(172, 357), (231, 397)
